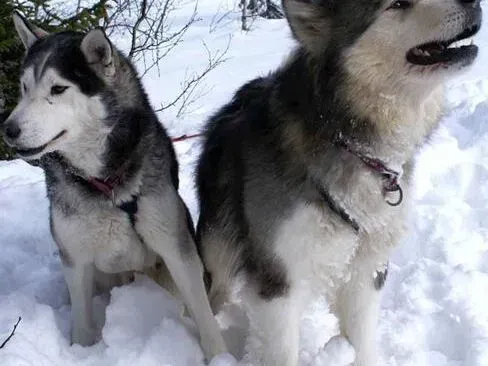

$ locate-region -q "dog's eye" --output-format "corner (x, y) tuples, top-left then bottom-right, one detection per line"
(51, 85), (69, 96)
(388, 0), (412, 10)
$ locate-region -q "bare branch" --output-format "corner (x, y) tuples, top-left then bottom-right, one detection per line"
(156, 36), (231, 117)
(76, 0), (82, 14)
(239, 0), (284, 30)
(129, 0), (148, 58)
(110, 0), (201, 78)
(241, 0), (248, 31)
(209, 4), (233, 34)
(0, 317), (22, 349)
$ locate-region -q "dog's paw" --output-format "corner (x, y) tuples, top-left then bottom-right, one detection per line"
(71, 326), (97, 347)
(201, 333), (228, 362)
(315, 335), (355, 366)
(352, 352), (380, 366)
(207, 353), (237, 366)
(352, 349), (381, 366)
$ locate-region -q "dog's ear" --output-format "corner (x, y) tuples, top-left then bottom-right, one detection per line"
(13, 11), (49, 49)
(81, 28), (115, 77)
(282, 0), (332, 53)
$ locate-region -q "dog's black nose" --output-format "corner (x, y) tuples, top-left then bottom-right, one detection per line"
(458, 0), (480, 5)
(3, 122), (21, 140)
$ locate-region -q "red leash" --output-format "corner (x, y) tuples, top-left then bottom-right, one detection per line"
(82, 133), (203, 203)
(171, 133), (204, 142)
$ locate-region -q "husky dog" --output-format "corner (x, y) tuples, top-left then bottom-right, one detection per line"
(196, 0), (482, 364)
(2, 12), (226, 360)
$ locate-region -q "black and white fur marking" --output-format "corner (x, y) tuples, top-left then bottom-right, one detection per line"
(2, 12), (226, 361)
(196, 0), (482, 365)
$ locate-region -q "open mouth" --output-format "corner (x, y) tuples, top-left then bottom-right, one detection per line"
(16, 130), (67, 157)
(406, 23), (481, 67)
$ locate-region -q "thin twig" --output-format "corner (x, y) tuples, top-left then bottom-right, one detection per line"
(156, 36), (230, 115)
(0, 317), (22, 349)
(129, 0), (148, 58)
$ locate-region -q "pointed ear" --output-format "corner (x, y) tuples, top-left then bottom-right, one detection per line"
(81, 28), (115, 77)
(282, 0), (332, 53)
(81, 28), (113, 65)
(13, 11), (49, 49)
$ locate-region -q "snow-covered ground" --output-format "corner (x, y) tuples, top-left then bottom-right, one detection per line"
(1, 1), (488, 365)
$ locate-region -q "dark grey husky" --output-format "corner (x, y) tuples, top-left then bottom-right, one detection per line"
(2, 12), (226, 360)
(196, 0), (482, 364)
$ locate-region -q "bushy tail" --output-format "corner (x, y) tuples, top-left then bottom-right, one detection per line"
(200, 234), (240, 314)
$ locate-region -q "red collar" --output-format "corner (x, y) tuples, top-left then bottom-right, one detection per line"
(336, 141), (403, 206)
(87, 175), (121, 198)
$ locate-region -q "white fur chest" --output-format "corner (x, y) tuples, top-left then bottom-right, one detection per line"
(51, 196), (155, 273)
(273, 203), (360, 300)
(272, 175), (409, 302)
(322, 153), (412, 243)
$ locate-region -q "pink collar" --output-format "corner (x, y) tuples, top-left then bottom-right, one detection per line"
(336, 141), (403, 206)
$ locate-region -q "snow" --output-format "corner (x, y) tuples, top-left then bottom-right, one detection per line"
(1, 1), (488, 365)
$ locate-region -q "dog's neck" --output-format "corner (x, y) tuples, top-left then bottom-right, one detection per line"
(47, 148), (142, 203)
(60, 114), (145, 187)
(61, 132), (108, 178)
(275, 48), (445, 167)
(340, 70), (445, 165)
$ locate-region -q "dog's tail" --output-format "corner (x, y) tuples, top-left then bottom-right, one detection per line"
(202, 237), (242, 314)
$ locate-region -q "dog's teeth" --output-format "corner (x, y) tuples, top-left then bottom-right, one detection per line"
(450, 37), (474, 48)
(413, 49), (432, 58)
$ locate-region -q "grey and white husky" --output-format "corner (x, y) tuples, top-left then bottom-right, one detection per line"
(2, 12), (226, 360)
(196, 0), (482, 365)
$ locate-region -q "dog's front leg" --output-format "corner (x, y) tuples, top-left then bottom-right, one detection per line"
(243, 293), (300, 366)
(63, 262), (97, 346)
(136, 191), (227, 361)
(331, 247), (389, 366)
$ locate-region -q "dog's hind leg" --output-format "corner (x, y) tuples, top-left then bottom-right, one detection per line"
(136, 191), (227, 361)
(63, 262), (97, 346)
(330, 247), (389, 366)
